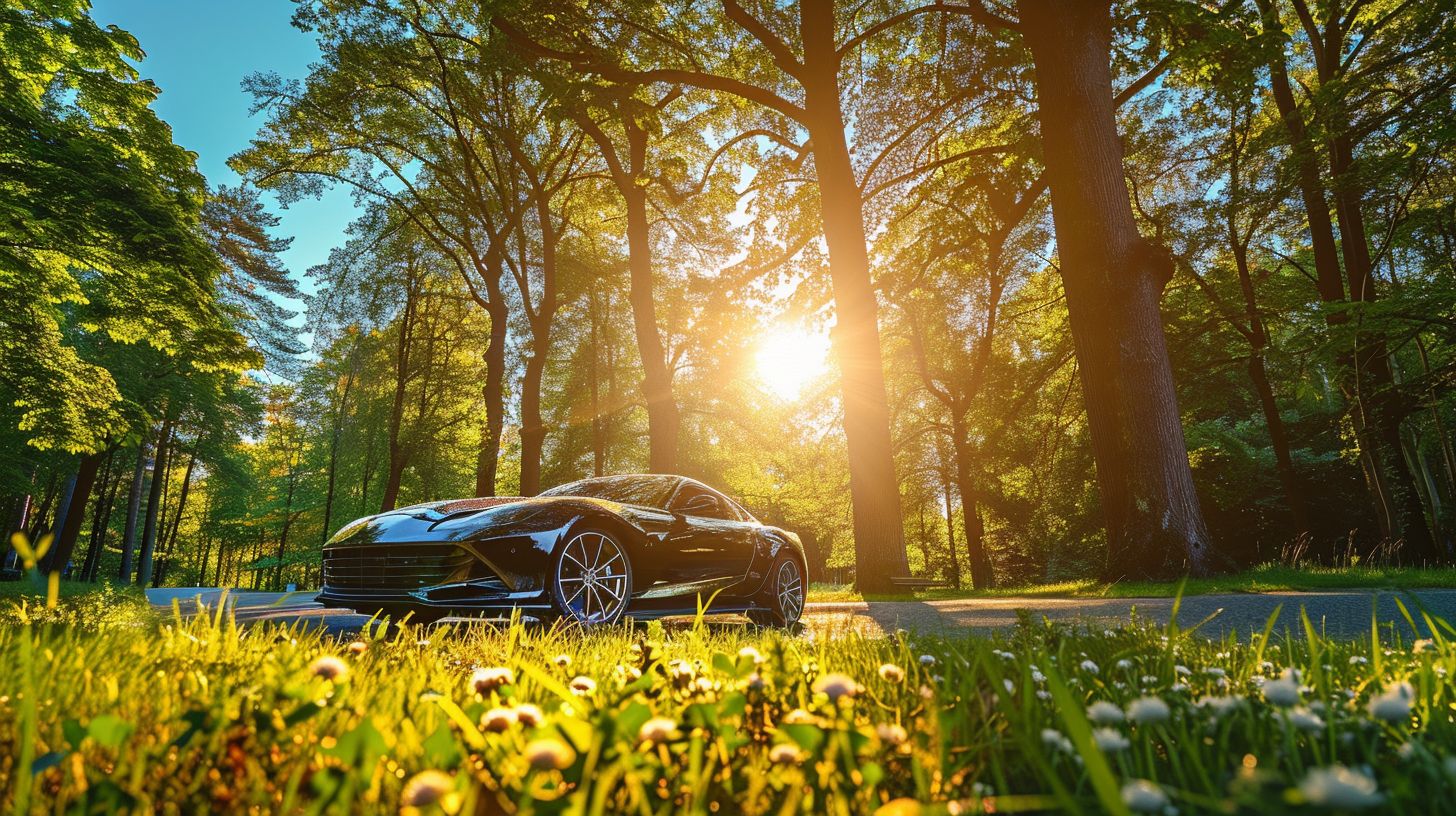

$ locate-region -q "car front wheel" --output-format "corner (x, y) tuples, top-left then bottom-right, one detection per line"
(550, 529), (633, 625)
(748, 553), (804, 628)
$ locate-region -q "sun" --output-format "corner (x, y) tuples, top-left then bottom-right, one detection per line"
(754, 326), (831, 400)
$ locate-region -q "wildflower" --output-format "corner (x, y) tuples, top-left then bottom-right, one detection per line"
(1397, 742), (1416, 760)
(1412, 639), (1436, 654)
(769, 743), (803, 765)
(401, 770), (454, 808)
(309, 655), (348, 682)
(1127, 696), (1171, 725)
(878, 663), (905, 683)
(1093, 727), (1130, 752)
(1298, 765), (1383, 809)
(813, 673), (861, 702)
(1174, 665), (1191, 676)
(1120, 779), (1168, 813)
(1115, 659), (1134, 670)
(1041, 728), (1073, 753)
(783, 708), (817, 725)
(1003, 678), (1015, 694)
(1204, 667), (1226, 678)
(738, 646), (765, 664)
(480, 707), (518, 732)
(638, 717), (678, 744)
(470, 667), (513, 695)
(524, 738), (576, 770)
(553, 654), (572, 670)
(1262, 678), (1301, 707)
(1031, 668), (1046, 684)
(1286, 707), (1325, 732)
(919, 654), (937, 667)
(1087, 701), (1125, 725)
(569, 676), (597, 695)
(345, 640), (368, 656)
(876, 723), (908, 746)
(1079, 659), (1100, 675)
(1036, 690), (1052, 700)
(1367, 681), (1413, 722)
(513, 704), (544, 728)
(1198, 695), (1241, 717)
(1171, 682), (1190, 694)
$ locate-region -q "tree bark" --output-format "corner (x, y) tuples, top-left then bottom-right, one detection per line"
(801, 0), (909, 592)
(153, 447), (197, 587)
(477, 292), (508, 496)
(43, 453), (104, 575)
(939, 444), (962, 589)
(1019, 0), (1213, 579)
(381, 273), (418, 513)
(320, 339), (359, 546)
(117, 430), (150, 582)
(81, 449), (120, 581)
(951, 425), (994, 589)
(136, 416), (174, 586)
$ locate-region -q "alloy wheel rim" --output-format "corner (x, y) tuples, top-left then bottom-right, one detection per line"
(777, 559), (803, 622)
(557, 531), (629, 623)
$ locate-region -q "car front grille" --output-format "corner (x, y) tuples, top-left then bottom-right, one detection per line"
(322, 544), (473, 590)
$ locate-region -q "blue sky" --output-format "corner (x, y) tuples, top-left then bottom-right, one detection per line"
(91, 0), (359, 294)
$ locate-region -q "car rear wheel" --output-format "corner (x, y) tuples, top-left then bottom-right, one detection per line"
(550, 529), (633, 625)
(747, 553), (804, 628)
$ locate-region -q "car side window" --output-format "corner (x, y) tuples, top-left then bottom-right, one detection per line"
(670, 485), (737, 521)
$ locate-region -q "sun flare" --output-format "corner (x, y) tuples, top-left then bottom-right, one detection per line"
(755, 327), (832, 400)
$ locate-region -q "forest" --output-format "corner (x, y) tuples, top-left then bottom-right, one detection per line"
(4, 0), (1455, 596)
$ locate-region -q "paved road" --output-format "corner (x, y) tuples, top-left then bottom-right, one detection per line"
(146, 587), (1456, 640)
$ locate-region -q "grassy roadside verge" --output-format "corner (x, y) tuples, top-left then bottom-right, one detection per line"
(808, 564), (1456, 603)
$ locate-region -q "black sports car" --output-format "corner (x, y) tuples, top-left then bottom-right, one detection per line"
(318, 474), (806, 626)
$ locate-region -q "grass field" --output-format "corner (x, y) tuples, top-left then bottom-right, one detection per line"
(2, 588), (1455, 814)
(807, 564), (1456, 604)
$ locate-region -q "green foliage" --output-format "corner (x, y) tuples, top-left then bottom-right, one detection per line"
(2, 607), (1455, 812)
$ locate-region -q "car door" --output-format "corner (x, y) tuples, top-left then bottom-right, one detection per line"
(657, 483), (759, 594)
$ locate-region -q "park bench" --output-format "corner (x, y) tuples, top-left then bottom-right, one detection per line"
(888, 576), (952, 591)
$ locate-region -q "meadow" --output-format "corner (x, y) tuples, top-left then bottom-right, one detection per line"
(2, 591), (1455, 814)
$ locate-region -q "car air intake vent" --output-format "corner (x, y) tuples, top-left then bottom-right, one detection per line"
(323, 544), (472, 589)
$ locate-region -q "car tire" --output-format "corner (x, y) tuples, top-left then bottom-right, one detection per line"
(747, 552), (805, 628)
(549, 528), (633, 625)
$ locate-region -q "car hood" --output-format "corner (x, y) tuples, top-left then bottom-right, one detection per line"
(325, 495), (644, 548)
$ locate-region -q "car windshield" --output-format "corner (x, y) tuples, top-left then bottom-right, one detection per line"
(539, 475), (679, 509)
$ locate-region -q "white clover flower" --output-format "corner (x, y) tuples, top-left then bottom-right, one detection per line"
(813, 673), (861, 701)
(1197, 695), (1241, 717)
(1174, 665), (1191, 676)
(878, 663), (905, 683)
(1367, 681), (1414, 722)
(553, 654), (572, 669)
(1298, 765), (1383, 809)
(1003, 678), (1015, 694)
(1286, 707), (1325, 732)
(638, 717), (678, 744)
(1087, 701), (1125, 724)
(513, 703), (544, 728)
(1041, 728), (1073, 753)
(1204, 667), (1226, 678)
(524, 738), (577, 770)
(1037, 690), (1052, 700)
(1171, 683), (1190, 694)
(1115, 659), (1134, 670)
(1259, 661), (1275, 674)
(1031, 668), (1046, 684)
(1093, 727), (1130, 752)
(1128, 696), (1171, 724)
(401, 770), (454, 807)
(309, 655), (349, 682)
(919, 654), (938, 667)
(1141, 675), (1159, 685)
(1120, 779), (1169, 812)
(470, 667), (514, 695)
(876, 723), (908, 746)
(769, 743), (803, 765)
(569, 676), (597, 695)
(480, 706), (518, 732)
(1262, 678), (1301, 707)
(1080, 660), (1100, 675)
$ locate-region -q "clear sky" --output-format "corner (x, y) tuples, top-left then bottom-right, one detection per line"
(90, 0), (360, 296)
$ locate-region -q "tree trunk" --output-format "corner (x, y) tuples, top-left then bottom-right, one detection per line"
(81, 449), (120, 581)
(320, 341), (359, 547)
(939, 446), (962, 590)
(117, 431), (150, 582)
(153, 448), (197, 587)
(589, 282), (607, 477)
(381, 276), (417, 513)
(621, 163), (680, 473)
(477, 294), (508, 497)
(43, 453), (104, 575)
(801, 0), (909, 593)
(136, 417), (174, 586)
(951, 427), (994, 589)
(42, 471), (78, 572)
(1019, 0), (1212, 579)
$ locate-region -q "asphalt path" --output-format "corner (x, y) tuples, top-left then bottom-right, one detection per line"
(145, 587), (1456, 640)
